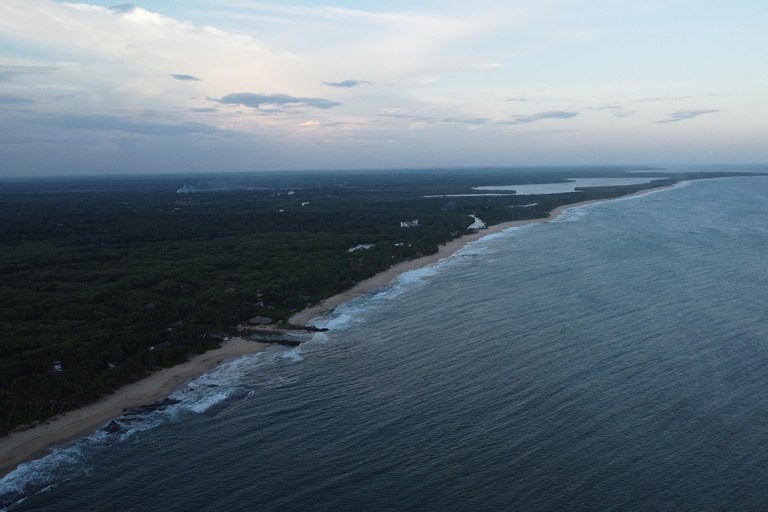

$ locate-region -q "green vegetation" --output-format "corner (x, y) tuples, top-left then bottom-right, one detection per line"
(0, 167), (756, 435)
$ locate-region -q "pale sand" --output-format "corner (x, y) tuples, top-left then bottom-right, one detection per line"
(290, 184), (675, 326)
(0, 338), (269, 478)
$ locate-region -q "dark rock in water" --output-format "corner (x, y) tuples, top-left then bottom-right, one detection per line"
(122, 397), (181, 415)
(200, 388), (250, 417)
(105, 397), (185, 437)
(102, 420), (122, 434)
(230, 388), (251, 400)
(250, 337), (302, 347)
(272, 338), (302, 347)
(155, 397), (181, 407)
(105, 399), (182, 435)
(278, 324), (328, 332)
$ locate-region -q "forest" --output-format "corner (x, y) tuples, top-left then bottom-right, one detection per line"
(0, 167), (755, 435)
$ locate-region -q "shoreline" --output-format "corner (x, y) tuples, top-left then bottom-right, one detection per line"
(289, 183), (676, 326)
(0, 338), (269, 478)
(0, 182), (676, 480)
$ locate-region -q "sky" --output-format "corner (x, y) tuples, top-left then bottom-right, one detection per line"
(0, 0), (766, 176)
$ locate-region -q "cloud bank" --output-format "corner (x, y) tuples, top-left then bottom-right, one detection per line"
(0, 65), (54, 82)
(503, 111), (580, 125)
(0, 94), (35, 104)
(170, 74), (201, 81)
(323, 80), (370, 88)
(657, 109), (720, 123)
(43, 114), (235, 137)
(217, 93), (341, 110)
(108, 5), (137, 14)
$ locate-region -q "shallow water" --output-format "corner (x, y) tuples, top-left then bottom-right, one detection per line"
(475, 177), (659, 194)
(4, 176), (768, 511)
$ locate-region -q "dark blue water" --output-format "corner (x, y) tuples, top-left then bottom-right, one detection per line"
(4, 177), (768, 511)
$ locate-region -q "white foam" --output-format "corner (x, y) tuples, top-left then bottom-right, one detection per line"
(313, 291), (401, 331)
(551, 206), (592, 223)
(0, 429), (109, 510)
(312, 224), (554, 331)
(501, 223), (538, 236)
(394, 265), (441, 286)
(309, 331), (330, 344)
(169, 351), (276, 413)
(315, 309), (363, 330)
(183, 389), (236, 414)
(550, 182), (682, 224)
(462, 234), (503, 248)
(0, 347), (298, 509)
(280, 347), (304, 362)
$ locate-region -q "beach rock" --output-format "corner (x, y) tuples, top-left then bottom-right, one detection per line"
(123, 397), (181, 416)
(102, 420), (122, 434)
(249, 337), (302, 347)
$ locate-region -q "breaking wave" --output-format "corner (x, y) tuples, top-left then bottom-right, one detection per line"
(0, 348), (303, 510)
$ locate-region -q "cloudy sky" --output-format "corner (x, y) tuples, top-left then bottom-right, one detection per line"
(0, 0), (766, 176)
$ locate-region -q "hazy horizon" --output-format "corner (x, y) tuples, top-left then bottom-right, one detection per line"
(2, 163), (768, 182)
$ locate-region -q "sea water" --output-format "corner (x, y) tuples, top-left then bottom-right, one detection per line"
(3, 175), (768, 511)
(474, 176), (658, 194)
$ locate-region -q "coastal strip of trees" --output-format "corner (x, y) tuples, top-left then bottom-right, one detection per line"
(1, 169), (756, 435)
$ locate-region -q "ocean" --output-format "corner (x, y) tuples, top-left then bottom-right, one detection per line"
(3, 175), (768, 511)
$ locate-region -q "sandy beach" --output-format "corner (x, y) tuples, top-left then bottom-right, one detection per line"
(0, 338), (269, 478)
(0, 182), (674, 479)
(289, 184), (674, 326)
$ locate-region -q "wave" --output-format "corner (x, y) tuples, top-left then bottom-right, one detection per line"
(311, 263), (454, 331)
(311, 231), (530, 331)
(1, 437), (94, 511)
(0, 348), (308, 510)
(550, 182), (683, 225)
(311, 185), (686, 331)
(551, 206), (593, 223)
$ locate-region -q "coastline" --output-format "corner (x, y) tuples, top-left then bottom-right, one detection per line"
(289, 183), (676, 326)
(0, 182), (676, 480)
(0, 338), (269, 478)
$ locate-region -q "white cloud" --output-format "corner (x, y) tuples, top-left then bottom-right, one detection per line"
(0, 1), (510, 130)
